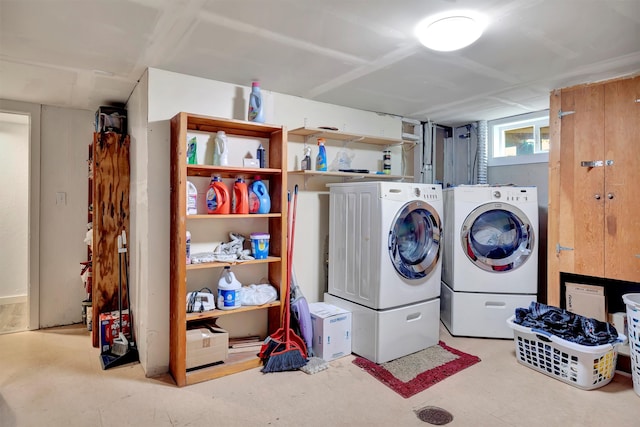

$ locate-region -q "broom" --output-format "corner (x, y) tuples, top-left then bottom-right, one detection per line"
(259, 185), (308, 372)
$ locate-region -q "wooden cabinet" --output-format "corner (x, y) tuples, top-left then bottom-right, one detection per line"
(90, 132), (130, 347)
(547, 75), (640, 305)
(169, 113), (287, 386)
(287, 126), (415, 181)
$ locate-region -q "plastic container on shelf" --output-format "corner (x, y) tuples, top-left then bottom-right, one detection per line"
(206, 176), (230, 214)
(249, 177), (270, 214)
(186, 231), (191, 264)
(231, 177), (249, 214)
(257, 143), (266, 168)
(248, 81), (264, 123)
(217, 266), (241, 310)
(383, 149), (391, 174)
(506, 315), (626, 390)
(622, 293), (640, 397)
(250, 233), (270, 259)
(315, 138), (327, 171)
(301, 146), (312, 170)
(187, 137), (197, 164)
(213, 131), (229, 166)
(186, 181), (198, 215)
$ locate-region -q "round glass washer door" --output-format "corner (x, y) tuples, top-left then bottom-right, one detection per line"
(461, 203), (535, 272)
(388, 200), (442, 280)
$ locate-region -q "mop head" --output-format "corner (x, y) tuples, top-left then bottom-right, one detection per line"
(299, 357), (329, 375)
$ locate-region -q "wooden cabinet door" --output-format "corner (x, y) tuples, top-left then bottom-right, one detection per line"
(558, 83), (606, 278)
(604, 76), (640, 283)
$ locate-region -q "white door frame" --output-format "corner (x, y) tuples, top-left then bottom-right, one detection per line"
(0, 99), (41, 330)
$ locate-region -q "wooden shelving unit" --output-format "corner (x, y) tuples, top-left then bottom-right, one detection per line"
(169, 112), (287, 387)
(289, 126), (406, 146)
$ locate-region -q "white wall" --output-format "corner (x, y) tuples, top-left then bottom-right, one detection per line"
(130, 68), (406, 376)
(0, 116), (29, 299)
(39, 106), (93, 326)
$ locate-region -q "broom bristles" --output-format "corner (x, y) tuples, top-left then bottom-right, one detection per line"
(261, 348), (307, 373)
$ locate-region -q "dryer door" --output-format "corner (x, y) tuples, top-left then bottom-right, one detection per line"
(388, 201), (442, 279)
(461, 203), (535, 272)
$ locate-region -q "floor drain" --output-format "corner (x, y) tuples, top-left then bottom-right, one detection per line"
(415, 406), (453, 425)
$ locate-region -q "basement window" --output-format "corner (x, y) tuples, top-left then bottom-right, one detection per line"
(488, 110), (549, 166)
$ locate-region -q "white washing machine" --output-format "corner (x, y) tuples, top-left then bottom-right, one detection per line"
(440, 185), (538, 338)
(326, 182), (443, 363)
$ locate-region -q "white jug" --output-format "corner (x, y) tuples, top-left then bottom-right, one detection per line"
(213, 131), (229, 166)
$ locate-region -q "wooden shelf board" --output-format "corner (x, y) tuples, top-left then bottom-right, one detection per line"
(186, 301), (280, 322)
(288, 170), (412, 180)
(186, 213), (281, 220)
(186, 256), (282, 271)
(186, 165), (281, 178)
(289, 126), (402, 146)
(185, 354), (262, 385)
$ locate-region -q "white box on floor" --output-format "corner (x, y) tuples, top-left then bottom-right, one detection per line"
(565, 282), (606, 321)
(324, 293), (440, 364)
(308, 302), (352, 361)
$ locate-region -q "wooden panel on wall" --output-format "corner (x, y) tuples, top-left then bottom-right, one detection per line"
(571, 84), (605, 277)
(92, 132), (130, 348)
(604, 76), (640, 282)
(547, 90), (562, 306)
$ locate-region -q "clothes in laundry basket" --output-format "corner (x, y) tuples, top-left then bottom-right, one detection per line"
(513, 302), (619, 346)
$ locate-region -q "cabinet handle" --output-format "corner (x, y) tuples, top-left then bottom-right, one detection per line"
(581, 160), (603, 168)
(594, 194), (601, 200)
(607, 193), (614, 200)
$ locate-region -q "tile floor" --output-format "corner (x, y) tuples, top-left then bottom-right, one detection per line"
(0, 323), (638, 426)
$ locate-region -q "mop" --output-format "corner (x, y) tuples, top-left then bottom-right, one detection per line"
(259, 185), (308, 372)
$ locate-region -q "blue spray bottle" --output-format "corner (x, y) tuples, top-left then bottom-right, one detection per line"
(315, 138), (327, 171)
(248, 81), (264, 123)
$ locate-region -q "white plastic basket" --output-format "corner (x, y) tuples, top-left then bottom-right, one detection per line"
(507, 315), (626, 390)
(622, 293), (640, 398)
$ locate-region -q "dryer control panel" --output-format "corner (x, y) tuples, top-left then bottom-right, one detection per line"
(491, 188), (535, 203)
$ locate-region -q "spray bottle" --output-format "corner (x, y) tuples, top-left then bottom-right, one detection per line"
(301, 146), (312, 170)
(315, 138), (327, 171)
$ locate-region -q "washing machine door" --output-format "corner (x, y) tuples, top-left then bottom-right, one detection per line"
(388, 200), (442, 280)
(461, 203), (534, 272)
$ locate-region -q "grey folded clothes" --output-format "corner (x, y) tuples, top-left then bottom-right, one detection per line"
(190, 232), (255, 264)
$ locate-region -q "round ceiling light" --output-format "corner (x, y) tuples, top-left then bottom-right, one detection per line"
(415, 11), (487, 52)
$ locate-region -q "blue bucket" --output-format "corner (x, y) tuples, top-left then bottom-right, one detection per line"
(250, 233), (270, 259)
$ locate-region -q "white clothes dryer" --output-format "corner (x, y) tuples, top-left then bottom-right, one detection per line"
(328, 181), (443, 310)
(440, 185), (538, 338)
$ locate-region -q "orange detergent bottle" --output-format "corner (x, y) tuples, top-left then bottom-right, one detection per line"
(206, 176), (230, 214)
(232, 177), (249, 214)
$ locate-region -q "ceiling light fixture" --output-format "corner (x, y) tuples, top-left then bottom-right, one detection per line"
(414, 11), (487, 52)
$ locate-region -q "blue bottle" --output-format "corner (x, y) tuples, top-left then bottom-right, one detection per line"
(248, 81), (264, 123)
(315, 138), (327, 171)
(249, 177), (271, 214)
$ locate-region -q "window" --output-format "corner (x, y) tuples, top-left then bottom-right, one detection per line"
(488, 110), (549, 166)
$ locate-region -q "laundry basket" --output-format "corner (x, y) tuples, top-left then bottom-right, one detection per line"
(507, 315), (626, 390)
(622, 293), (640, 397)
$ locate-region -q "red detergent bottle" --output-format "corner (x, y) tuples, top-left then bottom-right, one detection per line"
(232, 177), (249, 214)
(206, 176), (230, 214)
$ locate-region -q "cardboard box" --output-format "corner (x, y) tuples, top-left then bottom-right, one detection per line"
(565, 283), (606, 321)
(99, 310), (130, 353)
(186, 326), (229, 369)
(309, 302), (352, 361)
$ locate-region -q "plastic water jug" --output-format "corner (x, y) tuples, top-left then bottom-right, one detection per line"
(249, 177), (271, 214)
(213, 131), (229, 166)
(217, 266), (241, 310)
(206, 176), (230, 214)
(248, 81), (264, 123)
(186, 181), (198, 215)
(232, 177), (249, 214)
